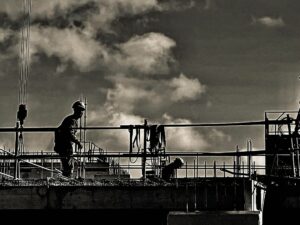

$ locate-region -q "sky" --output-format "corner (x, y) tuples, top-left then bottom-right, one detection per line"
(0, 0), (299, 162)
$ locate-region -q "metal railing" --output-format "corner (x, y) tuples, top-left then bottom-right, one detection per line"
(0, 119), (273, 180)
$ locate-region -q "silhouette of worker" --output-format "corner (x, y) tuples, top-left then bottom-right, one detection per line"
(54, 101), (85, 177)
(294, 107), (300, 135)
(162, 157), (184, 181)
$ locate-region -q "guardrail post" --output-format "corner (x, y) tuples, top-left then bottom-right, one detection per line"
(214, 161), (216, 177)
(14, 122), (19, 179)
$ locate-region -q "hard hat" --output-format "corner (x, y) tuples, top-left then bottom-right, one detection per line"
(72, 101), (85, 111)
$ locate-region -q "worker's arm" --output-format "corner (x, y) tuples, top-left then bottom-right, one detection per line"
(70, 121), (83, 149)
(63, 117), (83, 149)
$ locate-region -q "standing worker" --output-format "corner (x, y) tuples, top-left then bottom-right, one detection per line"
(54, 101), (85, 178)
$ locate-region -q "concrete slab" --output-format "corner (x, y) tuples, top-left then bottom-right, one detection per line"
(168, 211), (262, 225)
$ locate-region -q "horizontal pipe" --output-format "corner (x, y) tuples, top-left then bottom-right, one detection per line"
(0, 126), (125, 132)
(0, 151), (282, 160)
(0, 120), (291, 133)
(164, 121), (266, 127)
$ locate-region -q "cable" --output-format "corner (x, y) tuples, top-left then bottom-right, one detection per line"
(18, 0), (31, 105)
(163, 121), (266, 127)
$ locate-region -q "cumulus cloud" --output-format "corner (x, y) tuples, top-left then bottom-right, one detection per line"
(0, 1), (195, 35)
(208, 128), (231, 142)
(0, 0), (90, 20)
(30, 25), (108, 72)
(251, 16), (285, 28)
(0, 1), (22, 20)
(0, 28), (13, 43)
(0, 0), (210, 155)
(160, 0), (195, 11)
(169, 73), (206, 101)
(28, 29), (176, 74)
(162, 114), (209, 151)
(0, 0), (160, 33)
(87, 108), (210, 152)
(114, 32), (176, 75)
(106, 73), (205, 114)
(84, 0), (159, 34)
(31, 0), (90, 19)
(87, 104), (145, 150)
(106, 82), (160, 113)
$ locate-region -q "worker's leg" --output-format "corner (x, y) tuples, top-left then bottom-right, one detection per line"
(61, 155), (73, 177)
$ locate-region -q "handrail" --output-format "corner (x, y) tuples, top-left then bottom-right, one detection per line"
(0, 148), (60, 173)
(0, 119), (291, 133)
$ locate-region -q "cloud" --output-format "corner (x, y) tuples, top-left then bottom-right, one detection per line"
(153, 0), (195, 12)
(84, 0), (159, 34)
(105, 73), (206, 114)
(162, 114), (209, 151)
(87, 107), (210, 152)
(28, 29), (176, 74)
(31, 0), (90, 19)
(251, 16), (285, 28)
(169, 73), (206, 101)
(0, 0), (160, 33)
(114, 32), (176, 75)
(0, 0), (90, 20)
(106, 82), (159, 113)
(0, 28), (13, 43)
(87, 105), (145, 150)
(204, 0), (216, 10)
(30, 25), (108, 72)
(0, 1), (22, 20)
(208, 128), (231, 142)
(0, 1), (195, 35)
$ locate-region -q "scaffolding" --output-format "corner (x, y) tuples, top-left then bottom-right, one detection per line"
(0, 118), (277, 181)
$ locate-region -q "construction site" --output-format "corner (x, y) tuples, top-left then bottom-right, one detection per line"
(2, 107), (300, 225)
(1, 1), (300, 225)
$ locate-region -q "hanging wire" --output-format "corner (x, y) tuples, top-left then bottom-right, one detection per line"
(19, 0), (31, 105)
(130, 128), (141, 163)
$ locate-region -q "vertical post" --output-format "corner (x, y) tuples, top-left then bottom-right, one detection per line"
(194, 183), (197, 211)
(51, 157), (53, 178)
(265, 114), (269, 176)
(185, 184), (189, 212)
(248, 140), (252, 178)
(142, 120), (147, 181)
(287, 114), (296, 177)
(14, 122), (19, 179)
(296, 138), (300, 177)
(233, 160), (236, 178)
(129, 126), (133, 154)
(41, 151), (44, 179)
(265, 114), (269, 136)
(193, 159), (195, 179)
(236, 145), (240, 178)
(204, 161), (207, 178)
(196, 153), (199, 178)
(83, 97), (87, 179)
(118, 152), (120, 179)
(213, 161), (216, 177)
(242, 161), (244, 177)
(186, 163), (188, 178)
(223, 162), (225, 177)
(18, 161), (20, 179)
(128, 157), (130, 176)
